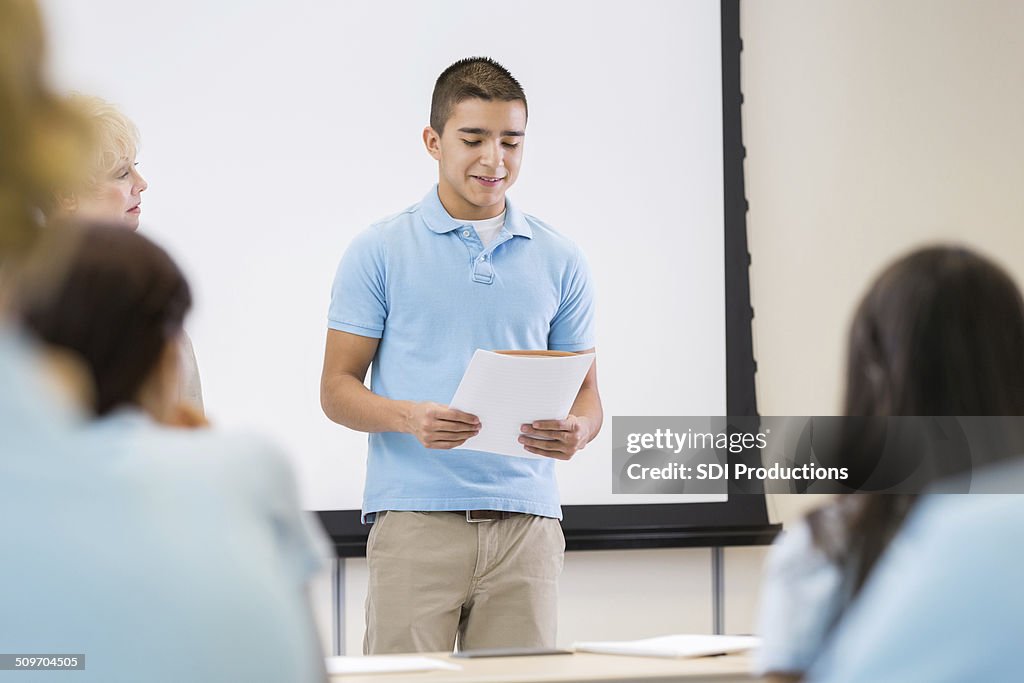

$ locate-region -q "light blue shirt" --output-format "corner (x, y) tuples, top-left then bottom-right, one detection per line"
(329, 187), (596, 521)
(754, 519), (847, 675)
(807, 477), (1024, 682)
(0, 325), (329, 683)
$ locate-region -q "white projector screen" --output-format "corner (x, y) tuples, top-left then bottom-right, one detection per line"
(40, 0), (731, 514)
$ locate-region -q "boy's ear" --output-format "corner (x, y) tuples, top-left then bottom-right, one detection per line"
(423, 126), (442, 161)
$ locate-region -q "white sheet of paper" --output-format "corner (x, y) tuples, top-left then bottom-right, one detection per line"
(571, 634), (761, 659)
(449, 350), (595, 458)
(324, 655), (461, 675)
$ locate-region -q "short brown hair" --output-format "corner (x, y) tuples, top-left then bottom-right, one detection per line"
(429, 57), (527, 135)
(19, 225), (192, 416)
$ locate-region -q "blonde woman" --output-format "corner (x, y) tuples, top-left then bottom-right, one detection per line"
(54, 95), (147, 230)
(54, 94), (205, 415)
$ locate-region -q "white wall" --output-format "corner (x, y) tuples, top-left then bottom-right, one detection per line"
(745, 0), (1024, 416)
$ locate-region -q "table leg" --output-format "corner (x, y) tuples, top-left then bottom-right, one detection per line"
(332, 558), (346, 655)
(711, 547), (724, 634)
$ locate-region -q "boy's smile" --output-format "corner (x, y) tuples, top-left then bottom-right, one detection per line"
(424, 98), (526, 221)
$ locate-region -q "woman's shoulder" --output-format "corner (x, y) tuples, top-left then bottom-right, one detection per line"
(754, 505), (852, 676)
(766, 515), (832, 576)
(86, 411), (293, 489)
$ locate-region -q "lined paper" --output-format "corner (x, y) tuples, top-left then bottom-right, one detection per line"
(450, 350), (595, 458)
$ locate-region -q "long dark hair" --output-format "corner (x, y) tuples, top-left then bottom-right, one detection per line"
(809, 246), (1024, 595)
(18, 224), (191, 415)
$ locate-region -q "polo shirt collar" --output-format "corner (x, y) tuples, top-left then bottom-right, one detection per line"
(420, 185), (533, 239)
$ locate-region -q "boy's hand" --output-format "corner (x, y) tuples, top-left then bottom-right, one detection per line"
(518, 415), (593, 460)
(407, 401), (480, 449)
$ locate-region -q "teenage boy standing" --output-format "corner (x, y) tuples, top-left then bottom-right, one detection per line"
(321, 57), (602, 654)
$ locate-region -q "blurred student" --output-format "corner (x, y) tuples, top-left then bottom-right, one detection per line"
(0, 0), (93, 414)
(755, 246), (1024, 682)
(9, 225), (330, 681)
(20, 223), (193, 424)
(0, 1), (90, 269)
(51, 93), (204, 413)
(321, 57), (602, 653)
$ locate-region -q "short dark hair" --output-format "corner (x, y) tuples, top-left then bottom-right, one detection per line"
(430, 57), (527, 135)
(19, 225), (191, 416)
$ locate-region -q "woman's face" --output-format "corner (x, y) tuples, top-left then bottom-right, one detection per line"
(74, 158), (148, 230)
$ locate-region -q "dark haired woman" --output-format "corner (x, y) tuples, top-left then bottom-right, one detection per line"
(11, 225), (329, 681)
(754, 246), (1024, 682)
(20, 223), (198, 423)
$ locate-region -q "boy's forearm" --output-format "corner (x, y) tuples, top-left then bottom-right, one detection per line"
(571, 386), (603, 443)
(321, 374), (413, 434)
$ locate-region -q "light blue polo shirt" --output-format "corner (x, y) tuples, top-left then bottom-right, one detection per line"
(329, 186), (596, 522)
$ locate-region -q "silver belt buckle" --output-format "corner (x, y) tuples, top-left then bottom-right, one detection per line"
(465, 510), (493, 523)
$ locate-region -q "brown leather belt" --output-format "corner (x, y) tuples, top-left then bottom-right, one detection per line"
(454, 510), (517, 522)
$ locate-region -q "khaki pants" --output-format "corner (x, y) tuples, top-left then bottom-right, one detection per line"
(364, 511), (564, 654)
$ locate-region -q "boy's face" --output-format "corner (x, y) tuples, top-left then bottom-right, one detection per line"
(424, 98), (526, 221)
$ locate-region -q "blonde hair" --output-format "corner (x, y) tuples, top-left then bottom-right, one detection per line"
(65, 94), (140, 186)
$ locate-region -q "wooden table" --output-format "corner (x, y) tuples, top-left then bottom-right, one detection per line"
(330, 652), (752, 683)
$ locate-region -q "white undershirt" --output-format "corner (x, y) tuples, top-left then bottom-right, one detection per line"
(464, 212), (506, 248)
